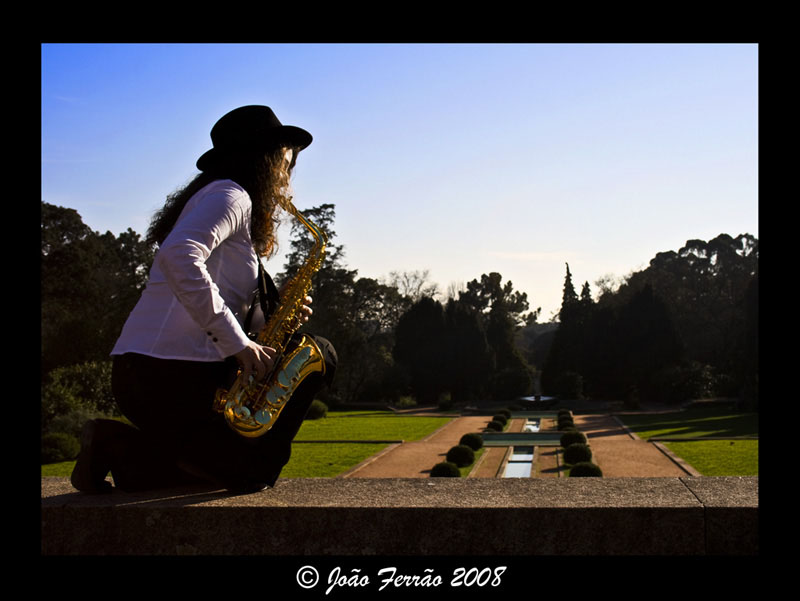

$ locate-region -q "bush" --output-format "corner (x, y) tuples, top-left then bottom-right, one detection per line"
(42, 361), (115, 422)
(563, 442), (593, 465)
(45, 406), (106, 438)
(485, 420), (504, 432)
(492, 414), (508, 425)
(430, 461), (461, 477)
(558, 417), (574, 429)
(459, 432), (484, 451)
(304, 399), (328, 420)
(569, 462), (603, 477)
(558, 409), (572, 418)
(560, 430), (587, 448)
(41, 432), (80, 464)
(499, 409), (512, 419)
(396, 396), (417, 409)
(446, 444), (475, 467)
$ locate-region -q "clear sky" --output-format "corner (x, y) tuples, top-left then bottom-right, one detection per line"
(41, 43), (758, 320)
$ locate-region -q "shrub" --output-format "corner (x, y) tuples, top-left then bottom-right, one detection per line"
(396, 396), (417, 409)
(560, 430), (587, 448)
(569, 462), (603, 477)
(430, 461), (461, 477)
(41, 432), (80, 464)
(446, 444), (475, 467)
(558, 409), (572, 418)
(46, 406), (106, 438)
(459, 432), (484, 451)
(563, 442), (593, 465)
(492, 414), (508, 425)
(558, 417), (574, 429)
(304, 399), (328, 420)
(499, 409), (512, 419)
(485, 420), (504, 432)
(42, 361), (115, 419)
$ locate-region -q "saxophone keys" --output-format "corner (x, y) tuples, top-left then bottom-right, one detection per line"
(233, 405), (251, 420)
(254, 408), (273, 426)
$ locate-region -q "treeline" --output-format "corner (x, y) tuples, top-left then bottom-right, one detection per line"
(41, 199), (759, 439)
(541, 234), (758, 409)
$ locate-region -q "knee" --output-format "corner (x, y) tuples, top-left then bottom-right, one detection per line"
(313, 336), (337, 388)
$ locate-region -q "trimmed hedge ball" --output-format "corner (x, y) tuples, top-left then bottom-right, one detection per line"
(485, 420), (504, 432)
(568, 462), (603, 477)
(304, 399), (328, 420)
(446, 444), (475, 467)
(560, 430), (587, 448)
(459, 432), (484, 451)
(563, 442), (593, 465)
(430, 462), (461, 477)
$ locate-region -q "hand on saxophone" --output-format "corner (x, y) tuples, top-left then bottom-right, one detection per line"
(299, 295), (313, 323)
(234, 341), (277, 382)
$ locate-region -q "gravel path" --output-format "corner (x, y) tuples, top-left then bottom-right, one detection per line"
(340, 412), (695, 478)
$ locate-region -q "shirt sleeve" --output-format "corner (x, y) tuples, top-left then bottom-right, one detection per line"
(154, 185), (253, 359)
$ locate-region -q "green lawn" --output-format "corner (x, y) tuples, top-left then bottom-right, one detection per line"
(662, 440), (758, 476)
(281, 442), (391, 477)
(617, 406), (758, 476)
(294, 411), (451, 442)
(617, 406), (758, 440)
(42, 411), (453, 479)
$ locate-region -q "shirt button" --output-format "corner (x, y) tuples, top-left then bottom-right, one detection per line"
(213, 337), (218, 342)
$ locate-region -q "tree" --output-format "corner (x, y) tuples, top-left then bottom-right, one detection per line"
(393, 296), (448, 404)
(542, 264), (592, 398)
(386, 270), (440, 303)
(456, 272), (536, 400)
(41, 202), (155, 375)
(277, 204), (410, 404)
(558, 263), (579, 324)
(442, 299), (494, 403)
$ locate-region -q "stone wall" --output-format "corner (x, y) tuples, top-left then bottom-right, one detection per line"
(42, 476), (757, 557)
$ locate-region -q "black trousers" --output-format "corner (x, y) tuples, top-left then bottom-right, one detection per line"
(108, 336), (336, 492)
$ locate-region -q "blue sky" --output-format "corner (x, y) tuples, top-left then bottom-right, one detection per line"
(41, 43), (758, 320)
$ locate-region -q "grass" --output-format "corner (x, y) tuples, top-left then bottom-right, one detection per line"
(662, 440), (758, 476)
(42, 410), (453, 479)
(281, 442), (390, 478)
(42, 461), (73, 477)
(294, 411), (451, 442)
(616, 406), (758, 476)
(459, 447), (486, 477)
(617, 406), (758, 440)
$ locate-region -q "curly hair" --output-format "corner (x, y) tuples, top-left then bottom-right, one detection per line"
(146, 146), (295, 257)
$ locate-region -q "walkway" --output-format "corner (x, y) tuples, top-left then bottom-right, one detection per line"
(341, 412), (695, 478)
(341, 416), (491, 478)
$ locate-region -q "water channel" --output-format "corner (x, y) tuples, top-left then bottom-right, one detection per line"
(503, 418), (540, 478)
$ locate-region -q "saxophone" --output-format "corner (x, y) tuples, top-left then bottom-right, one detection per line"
(213, 201), (327, 438)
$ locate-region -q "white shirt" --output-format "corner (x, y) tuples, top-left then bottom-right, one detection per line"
(111, 179), (265, 362)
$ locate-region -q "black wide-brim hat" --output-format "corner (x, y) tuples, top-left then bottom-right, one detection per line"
(196, 105), (313, 172)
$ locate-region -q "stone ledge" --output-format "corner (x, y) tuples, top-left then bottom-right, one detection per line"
(41, 476), (757, 556)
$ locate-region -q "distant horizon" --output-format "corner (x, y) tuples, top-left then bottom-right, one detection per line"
(42, 43), (758, 319)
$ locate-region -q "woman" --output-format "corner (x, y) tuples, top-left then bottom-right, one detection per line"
(71, 105), (336, 494)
